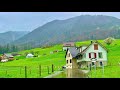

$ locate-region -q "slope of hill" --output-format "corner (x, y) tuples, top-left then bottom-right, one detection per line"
(0, 39), (120, 78)
(0, 31), (29, 45)
(0, 44), (66, 78)
(13, 15), (120, 47)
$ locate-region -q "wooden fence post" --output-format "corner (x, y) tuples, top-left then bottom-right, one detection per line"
(25, 66), (27, 78)
(102, 64), (104, 78)
(39, 65), (41, 77)
(90, 64), (91, 71)
(29, 67), (31, 74)
(47, 66), (49, 74)
(61, 66), (63, 71)
(20, 67), (21, 74)
(6, 70), (7, 75)
(52, 64), (54, 72)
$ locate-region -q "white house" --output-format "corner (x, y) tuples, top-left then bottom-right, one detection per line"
(65, 41), (108, 69)
(79, 45), (88, 52)
(63, 42), (75, 51)
(26, 53), (34, 58)
(65, 47), (79, 69)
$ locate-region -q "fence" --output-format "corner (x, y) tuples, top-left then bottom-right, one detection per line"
(87, 63), (120, 78)
(0, 64), (63, 78)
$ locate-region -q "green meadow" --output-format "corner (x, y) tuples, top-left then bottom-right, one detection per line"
(0, 45), (66, 78)
(0, 39), (120, 78)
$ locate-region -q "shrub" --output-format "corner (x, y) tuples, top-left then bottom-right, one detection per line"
(104, 37), (115, 45)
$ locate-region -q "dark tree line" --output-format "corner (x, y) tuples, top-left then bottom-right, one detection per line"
(0, 41), (54, 54)
(0, 44), (18, 54)
(0, 44), (35, 54)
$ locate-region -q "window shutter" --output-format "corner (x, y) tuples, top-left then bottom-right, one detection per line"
(89, 53), (91, 58)
(94, 53), (96, 58)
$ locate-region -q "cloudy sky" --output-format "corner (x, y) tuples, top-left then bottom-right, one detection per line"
(0, 12), (120, 33)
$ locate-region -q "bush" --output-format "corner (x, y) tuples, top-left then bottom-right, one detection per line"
(104, 37), (115, 45)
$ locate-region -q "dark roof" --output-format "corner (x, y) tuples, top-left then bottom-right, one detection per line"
(78, 45), (88, 48)
(65, 40), (108, 58)
(68, 47), (79, 58)
(63, 42), (75, 47)
(81, 40), (108, 54)
(4, 53), (14, 57)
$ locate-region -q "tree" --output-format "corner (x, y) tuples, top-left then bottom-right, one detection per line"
(104, 37), (115, 45)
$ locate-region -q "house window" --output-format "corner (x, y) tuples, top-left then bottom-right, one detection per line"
(94, 53), (96, 58)
(70, 59), (72, 63)
(68, 53), (70, 57)
(89, 53), (97, 58)
(67, 60), (68, 64)
(94, 44), (98, 50)
(98, 52), (103, 58)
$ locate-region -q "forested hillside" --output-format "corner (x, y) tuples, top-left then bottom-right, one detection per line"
(14, 15), (120, 47)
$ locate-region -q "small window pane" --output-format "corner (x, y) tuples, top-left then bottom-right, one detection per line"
(70, 59), (72, 63)
(89, 53), (91, 58)
(67, 60), (68, 64)
(94, 44), (98, 50)
(98, 52), (103, 58)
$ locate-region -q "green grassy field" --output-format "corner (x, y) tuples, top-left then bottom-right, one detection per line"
(0, 44), (66, 78)
(0, 39), (120, 78)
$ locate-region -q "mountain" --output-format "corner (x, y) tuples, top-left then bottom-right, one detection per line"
(0, 31), (29, 45)
(13, 15), (120, 47)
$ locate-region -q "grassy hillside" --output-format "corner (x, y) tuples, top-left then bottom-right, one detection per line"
(14, 15), (120, 47)
(0, 39), (120, 78)
(0, 44), (66, 78)
(1, 45), (65, 66)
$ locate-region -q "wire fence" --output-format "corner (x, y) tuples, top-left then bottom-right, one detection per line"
(0, 64), (63, 78)
(87, 63), (120, 78)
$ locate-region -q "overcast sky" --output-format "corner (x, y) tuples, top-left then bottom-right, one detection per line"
(0, 12), (120, 33)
